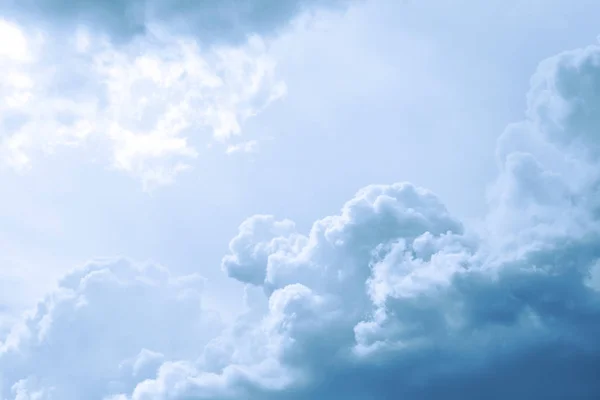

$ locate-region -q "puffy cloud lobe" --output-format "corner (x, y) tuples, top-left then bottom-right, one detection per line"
(527, 45), (600, 157)
(224, 183), (462, 292)
(1, 0), (351, 45)
(5, 32), (600, 400)
(0, 20), (285, 187)
(0, 259), (222, 400)
(222, 215), (299, 286)
(221, 183), (467, 375)
(490, 46), (600, 247)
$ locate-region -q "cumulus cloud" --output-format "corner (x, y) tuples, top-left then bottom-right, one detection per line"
(0, 258), (222, 400)
(0, 19), (286, 187)
(3, 29), (600, 400)
(123, 41), (600, 399)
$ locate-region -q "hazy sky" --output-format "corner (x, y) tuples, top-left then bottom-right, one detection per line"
(1, 1), (600, 399)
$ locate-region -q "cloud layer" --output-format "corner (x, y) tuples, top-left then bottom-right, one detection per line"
(0, 19), (285, 187)
(3, 17), (600, 400)
(1, 0), (350, 45)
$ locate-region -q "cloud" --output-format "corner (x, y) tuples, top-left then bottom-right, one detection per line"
(1, 0), (351, 46)
(3, 27), (600, 400)
(0, 258), (222, 400)
(0, 20), (286, 187)
(122, 41), (600, 399)
(0, 0), (357, 187)
(225, 140), (259, 155)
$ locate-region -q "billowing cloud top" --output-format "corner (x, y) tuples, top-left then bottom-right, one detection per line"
(2, 3), (600, 400)
(1, 259), (222, 399)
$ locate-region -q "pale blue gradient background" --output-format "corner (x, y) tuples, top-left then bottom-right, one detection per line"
(2, 0), (600, 319)
(2, 1), (600, 399)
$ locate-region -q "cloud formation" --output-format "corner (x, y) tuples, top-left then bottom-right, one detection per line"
(0, 258), (222, 399)
(3, 26), (600, 400)
(126, 40), (600, 399)
(0, 0), (360, 186)
(0, 19), (285, 187)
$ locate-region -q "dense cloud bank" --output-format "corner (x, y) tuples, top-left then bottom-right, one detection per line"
(3, 22), (600, 400)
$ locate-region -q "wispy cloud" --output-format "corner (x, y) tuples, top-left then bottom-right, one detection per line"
(225, 140), (259, 155)
(0, 22), (285, 188)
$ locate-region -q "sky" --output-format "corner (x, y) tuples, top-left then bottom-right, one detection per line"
(1, 0), (600, 399)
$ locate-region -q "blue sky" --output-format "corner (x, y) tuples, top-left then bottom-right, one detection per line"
(1, 0), (600, 399)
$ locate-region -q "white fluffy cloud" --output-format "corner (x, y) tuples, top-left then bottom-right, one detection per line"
(0, 259), (222, 399)
(0, 19), (285, 187)
(3, 22), (600, 400)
